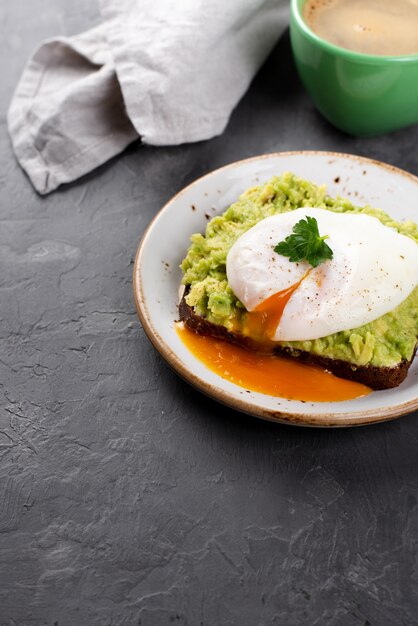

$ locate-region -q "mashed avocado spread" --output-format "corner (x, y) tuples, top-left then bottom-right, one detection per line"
(181, 173), (418, 368)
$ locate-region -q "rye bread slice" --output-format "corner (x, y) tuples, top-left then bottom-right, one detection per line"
(179, 293), (416, 390)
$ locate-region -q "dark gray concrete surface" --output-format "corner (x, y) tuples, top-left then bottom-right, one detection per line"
(1, 2), (417, 625)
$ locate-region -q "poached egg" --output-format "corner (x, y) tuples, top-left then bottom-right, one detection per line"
(226, 208), (418, 342)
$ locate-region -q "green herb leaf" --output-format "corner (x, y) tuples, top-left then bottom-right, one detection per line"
(274, 216), (333, 268)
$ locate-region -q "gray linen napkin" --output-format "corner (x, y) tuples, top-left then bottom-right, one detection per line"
(8, 0), (289, 194)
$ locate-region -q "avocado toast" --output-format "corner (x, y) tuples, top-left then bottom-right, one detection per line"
(179, 173), (418, 390)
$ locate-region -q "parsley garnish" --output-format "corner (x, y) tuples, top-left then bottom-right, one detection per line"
(274, 216), (333, 268)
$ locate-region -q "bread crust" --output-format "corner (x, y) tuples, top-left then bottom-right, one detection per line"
(179, 294), (416, 390)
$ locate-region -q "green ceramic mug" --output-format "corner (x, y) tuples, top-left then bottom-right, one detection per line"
(290, 0), (418, 136)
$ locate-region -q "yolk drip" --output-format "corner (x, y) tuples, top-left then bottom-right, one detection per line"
(243, 282), (301, 342)
(177, 325), (371, 403)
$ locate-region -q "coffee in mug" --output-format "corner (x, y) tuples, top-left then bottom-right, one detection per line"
(303, 0), (418, 56)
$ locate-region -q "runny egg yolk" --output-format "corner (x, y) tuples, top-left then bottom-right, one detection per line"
(177, 325), (371, 403)
(243, 278), (304, 343)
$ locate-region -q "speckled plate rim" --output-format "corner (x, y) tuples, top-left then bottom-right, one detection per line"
(133, 151), (418, 427)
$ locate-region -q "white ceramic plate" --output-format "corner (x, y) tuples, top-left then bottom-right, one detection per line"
(133, 152), (418, 427)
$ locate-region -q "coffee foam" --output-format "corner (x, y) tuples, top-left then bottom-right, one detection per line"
(303, 0), (418, 56)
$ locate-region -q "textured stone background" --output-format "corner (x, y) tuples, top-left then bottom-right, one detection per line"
(1, 2), (417, 625)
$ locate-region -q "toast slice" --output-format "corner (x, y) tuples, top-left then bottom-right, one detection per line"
(179, 173), (418, 390)
(179, 290), (416, 390)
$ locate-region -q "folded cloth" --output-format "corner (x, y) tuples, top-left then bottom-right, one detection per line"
(8, 0), (289, 195)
